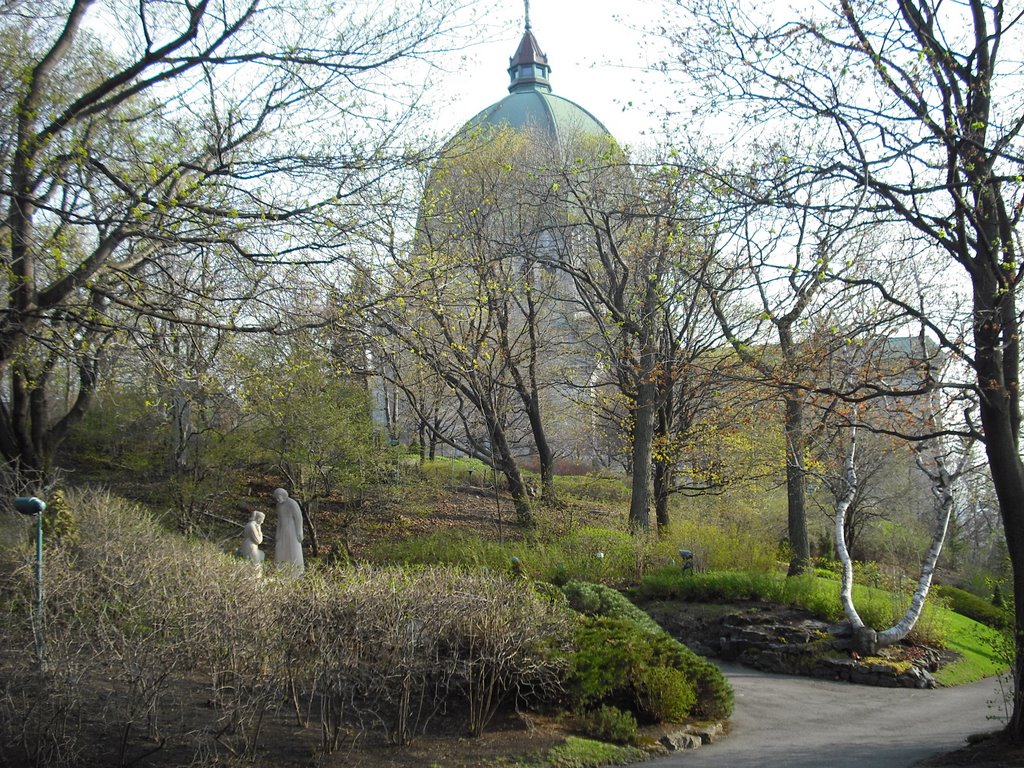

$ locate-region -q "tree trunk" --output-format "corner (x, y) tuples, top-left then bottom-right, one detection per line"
(784, 391), (811, 575)
(653, 457), (672, 534)
(487, 413), (534, 528)
(629, 350), (657, 532)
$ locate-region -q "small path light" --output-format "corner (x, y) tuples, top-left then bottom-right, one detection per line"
(15, 496), (46, 667)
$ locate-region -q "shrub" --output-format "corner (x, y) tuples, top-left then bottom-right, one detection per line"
(570, 617), (650, 709)
(574, 705), (639, 745)
(633, 666), (696, 722)
(562, 580), (733, 721)
(1, 490), (578, 763)
(933, 584), (1011, 629)
(561, 581), (663, 635)
(568, 616), (733, 723)
(645, 632), (734, 720)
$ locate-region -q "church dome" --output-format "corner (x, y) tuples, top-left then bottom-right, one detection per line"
(450, 22), (614, 149)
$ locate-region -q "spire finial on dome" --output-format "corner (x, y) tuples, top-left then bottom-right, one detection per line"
(507, 3), (551, 93)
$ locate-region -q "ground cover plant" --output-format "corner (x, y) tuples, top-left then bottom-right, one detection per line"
(0, 488), (733, 768)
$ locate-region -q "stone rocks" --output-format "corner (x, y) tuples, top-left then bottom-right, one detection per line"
(643, 600), (939, 689)
(658, 722), (724, 751)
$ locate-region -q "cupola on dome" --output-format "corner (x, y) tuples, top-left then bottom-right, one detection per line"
(450, 16), (615, 150)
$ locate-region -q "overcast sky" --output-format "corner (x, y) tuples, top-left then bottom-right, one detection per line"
(426, 0), (675, 149)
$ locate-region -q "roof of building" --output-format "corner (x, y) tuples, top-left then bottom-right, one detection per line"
(454, 23), (613, 147)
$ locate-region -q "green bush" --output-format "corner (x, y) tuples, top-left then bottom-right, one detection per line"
(570, 617), (650, 709)
(562, 580), (733, 722)
(933, 584), (1011, 629)
(645, 631), (734, 720)
(568, 615), (733, 723)
(574, 705), (639, 745)
(634, 666), (696, 723)
(561, 581), (663, 635)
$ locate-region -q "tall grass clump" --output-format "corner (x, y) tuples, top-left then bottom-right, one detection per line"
(651, 519), (778, 574)
(370, 525), (651, 587)
(415, 457), (495, 488)
(367, 529), (519, 571)
(553, 473), (631, 503)
(635, 568), (786, 603)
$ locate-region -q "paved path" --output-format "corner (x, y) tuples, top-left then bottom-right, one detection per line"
(644, 663), (1008, 768)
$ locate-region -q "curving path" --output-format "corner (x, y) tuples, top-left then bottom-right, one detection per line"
(644, 663), (1008, 768)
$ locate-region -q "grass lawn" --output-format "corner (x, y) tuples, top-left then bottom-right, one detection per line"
(933, 610), (1009, 686)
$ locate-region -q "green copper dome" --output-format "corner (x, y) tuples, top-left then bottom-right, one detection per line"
(453, 24), (613, 147)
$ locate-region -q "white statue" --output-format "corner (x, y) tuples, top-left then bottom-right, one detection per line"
(240, 510), (266, 565)
(273, 488), (305, 574)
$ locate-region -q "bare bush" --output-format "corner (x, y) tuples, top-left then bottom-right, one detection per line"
(442, 573), (571, 736)
(1, 490), (577, 765)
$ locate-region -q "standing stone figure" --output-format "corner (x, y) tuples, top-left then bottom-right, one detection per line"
(273, 488), (305, 574)
(240, 510), (266, 565)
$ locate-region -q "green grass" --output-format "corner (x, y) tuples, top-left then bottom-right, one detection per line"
(636, 567), (1008, 684)
(932, 611), (1009, 686)
(499, 736), (646, 767)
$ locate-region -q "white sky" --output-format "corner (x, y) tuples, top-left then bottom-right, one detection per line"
(424, 0), (677, 150)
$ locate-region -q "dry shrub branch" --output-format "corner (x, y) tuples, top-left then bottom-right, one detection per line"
(0, 490), (573, 766)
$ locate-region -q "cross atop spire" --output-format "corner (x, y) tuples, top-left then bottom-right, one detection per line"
(524, 0), (531, 31)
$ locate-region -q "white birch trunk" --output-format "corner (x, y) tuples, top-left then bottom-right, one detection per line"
(875, 450), (959, 647)
(834, 427), (865, 633)
(834, 428), (968, 652)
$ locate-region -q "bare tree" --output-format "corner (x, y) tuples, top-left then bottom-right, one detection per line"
(666, 0), (1024, 733)
(0, 0), (481, 479)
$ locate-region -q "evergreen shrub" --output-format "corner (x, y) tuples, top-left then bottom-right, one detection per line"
(933, 584), (1011, 629)
(574, 705), (639, 744)
(561, 580), (662, 635)
(633, 666), (696, 722)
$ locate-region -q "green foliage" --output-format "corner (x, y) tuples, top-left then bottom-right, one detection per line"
(636, 569), (948, 646)
(650, 519), (779, 574)
(932, 610), (1009, 686)
(61, 389), (166, 477)
(933, 584), (1011, 629)
(635, 568), (786, 603)
(41, 489), (78, 549)
(369, 525), (647, 587)
(633, 666), (697, 723)
(553, 474), (631, 503)
(561, 580), (663, 635)
(568, 616), (732, 722)
(534, 736), (646, 767)
(570, 617), (652, 709)
(367, 529), (519, 571)
(416, 456), (494, 487)
(573, 706), (639, 745)
(562, 579), (732, 723)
